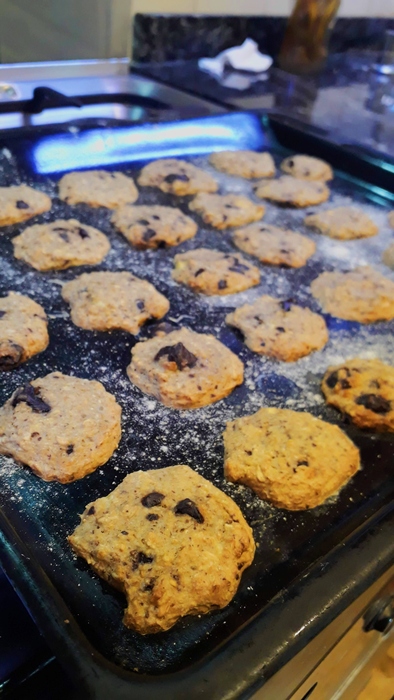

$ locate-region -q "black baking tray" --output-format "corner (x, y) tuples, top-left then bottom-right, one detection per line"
(0, 112), (394, 700)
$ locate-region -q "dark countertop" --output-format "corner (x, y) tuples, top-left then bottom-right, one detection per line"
(133, 51), (394, 157)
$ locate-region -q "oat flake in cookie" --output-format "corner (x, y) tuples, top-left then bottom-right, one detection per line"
(209, 150), (275, 179)
(0, 372), (121, 483)
(233, 222), (316, 268)
(0, 185), (51, 227)
(62, 271), (169, 334)
(58, 170), (138, 208)
(322, 358), (394, 432)
(223, 407), (360, 510)
(311, 266), (394, 323)
(281, 155), (333, 182)
(304, 207), (378, 240)
(138, 159), (218, 196)
(0, 292), (49, 370)
(172, 248), (260, 296)
(127, 327), (244, 409)
(68, 464), (255, 634)
(226, 295), (328, 361)
(111, 204), (197, 249)
(255, 176), (329, 207)
(188, 192), (264, 229)
(12, 219), (110, 271)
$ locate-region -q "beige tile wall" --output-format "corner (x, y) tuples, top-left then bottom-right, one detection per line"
(131, 0), (394, 15)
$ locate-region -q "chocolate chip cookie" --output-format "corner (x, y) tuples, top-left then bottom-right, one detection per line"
(311, 266), (394, 323)
(0, 292), (49, 370)
(322, 358), (394, 432)
(281, 155), (333, 181)
(255, 176), (330, 207)
(223, 407), (360, 510)
(58, 170), (138, 208)
(68, 464), (255, 634)
(138, 159), (218, 196)
(0, 185), (51, 227)
(188, 192), (264, 229)
(111, 204), (198, 249)
(233, 222), (316, 268)
(12, 218), (110, 271)
(304, 207), (378, 240)
(62, 271), (169, 334)
(0, 372), (121, 482)
(127, 327), (244, 409)
(209, 150), (275, 179)
(226, 295), (328, 361)
(172, 248), (260, 296)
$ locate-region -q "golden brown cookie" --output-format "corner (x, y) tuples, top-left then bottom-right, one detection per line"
(127, 327), (244, 409)
(58, 170), (138, 208)
(0, 185), (51, 227)
(0, 292), (48, 370)
(188, 192), (264, 229)
(281, 155), (333, 181)
(226, 295), (328, 361)
(138, 159), (218, 196)
(209, 150), (275, 179)
(62, 271), (169, 334)
(223, 407), (360, 510)
(12, 219), (110, 271)
(68, 464), (255, 634)
(304, 207), (378, 240)
(111, 204), (197, 249)
(322, 358), (394, 432)
(172, 248), (260, 296)
(255, 176), (329, 207)
(233, 222), (315, 268)
(311, 266), (394, 323)
(0, 372), (121, 482)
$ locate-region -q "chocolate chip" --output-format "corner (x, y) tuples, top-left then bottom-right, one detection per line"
(224, 203), (236, 209)
(152, 215), (160, 220)
(288, 159), (294, 167)
(141, 492), (165, 508)
(146, 513), (159, 521)
(142, 228), (156, 242)
(228, 258), (250, 274)
(304, 169), (310, 176)
(325, 369), (351, 389)
(280, 249), (289, 254)
(370, 380), (380, 389)
(154, 342), (197, 370)
(77, 227), (89, 239)
(280, 300), (292, 312)
(245, 450), (252, 455)
(87, 506), (95, 515)
(15, 200), (29, 209)
(11, 383), (51, 413)
(297, 459), (309, 466)
(164, 173), (189, 183)
(276, 326), (285, 332)
(355, 394), (391, 414)
(66, 444), (74, 454)
(132, 551), (154, 570)
(53, 227), (69, 233)
(218, 280), (227, 290)
(174, 498), (204, 523)
(121, 531), (128, 535)
(137, 219), (150, 226)
(58, 232), (70, 242)
(340, 379), (351, 389)
(142, 578), (156, 592)
(136, 299), (145, 310)
(0, 311), (6, 318)
(194, 268), (205, 277)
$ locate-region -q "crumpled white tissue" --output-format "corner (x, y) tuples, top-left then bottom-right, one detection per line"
(198, 38), (273, 78)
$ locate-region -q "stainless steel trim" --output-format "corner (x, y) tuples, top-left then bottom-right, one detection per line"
(0, 59), (130, 81)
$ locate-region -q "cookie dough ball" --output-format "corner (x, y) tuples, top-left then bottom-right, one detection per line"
(255, 176), (329, 207)
(68, 464), (255, 634)
(62, 271), (169, 334)
(226, 295), (328, 361)
(209, 150), (275, 179)
(12, 219), (110, 271)
(281, 155), (333, 181)
(127, 327), (244, 409)
(223, 407), (360, 510)
(311, 266), (394, 323)
(322, 358), (394, 432)
(0, 185), (51, 227)
(188, 192), (264, 229)
(0, 292), (48, 370)
(304, 207), (378, 240)
(382, 242), (394, 270)
(0, 372), (121, 483)
(111, 204), (197, 249)
(233, 222), (315, 268)
(58, 170), (138, 209)
(138, 159), (218, 196)
(172, 248), (260, 296)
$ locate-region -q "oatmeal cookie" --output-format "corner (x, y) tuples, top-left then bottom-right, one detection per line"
(58, 170), (138, 208)
(172, 248), (260, 295)
(255, 176), (329, 207)
(0, 185), (51, 227)
(233, 222), (315, 268)
(138, 159), (218, 196)
(188, 192), (264, 229)
(209, 150), (275, 179)
(111, 204), (197, 249)
(0, 292), (48, 370)
(304, 207), (378, 240)
(281, 155), (333, 181)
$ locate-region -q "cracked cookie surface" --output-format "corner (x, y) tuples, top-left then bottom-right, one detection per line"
(172, 248), (260, 295)
(111, 204), (197, 249)
(0, 292), (49, 370)
(233, 222), (315, 268)
(188, 192), (264, 229)
(58, 170), (138, 208)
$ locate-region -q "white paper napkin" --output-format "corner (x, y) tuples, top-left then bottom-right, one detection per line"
(198, 38), (273, 78)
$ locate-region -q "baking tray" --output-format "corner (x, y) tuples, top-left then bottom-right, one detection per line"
(0, 112), (394, 699)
